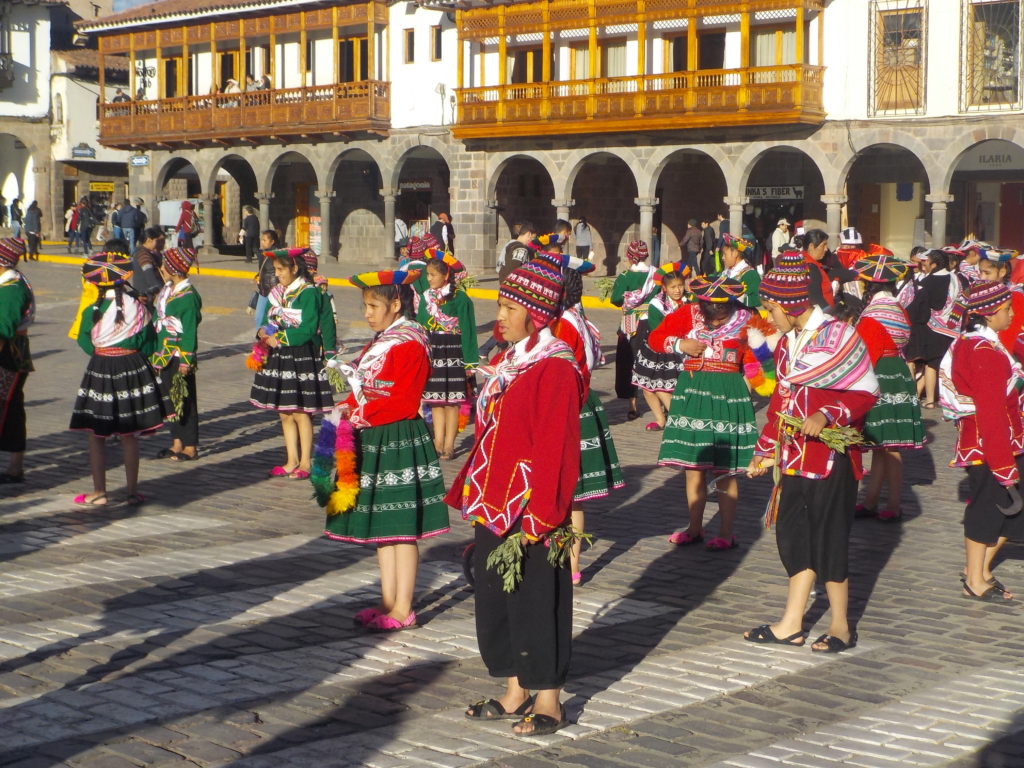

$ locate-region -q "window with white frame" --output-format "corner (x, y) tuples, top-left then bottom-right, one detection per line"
(962, 0), (1021, 110)
(870, 0), (926, 115)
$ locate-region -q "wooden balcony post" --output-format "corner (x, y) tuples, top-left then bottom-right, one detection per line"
(497, 5), (506, 122)
(238, 20), (245, 84)
(332, 7), (339, 84)
(587, 0), (597, 119)
(129, 33), (136, 101)
(269, 28), (276, 87)
(456, 10), (464, 90)
(366, 0), (375, 81)
(738, 8), (749, 110)
(99, 49), (106, 103)
(210, 24), (217, 95)
(795, 4), (805, 108)
(300, 11), (307, 88)
(686, 14), (696, 72)
(635, 0), (646, 116)
(182, 26), (189, 96)
(156, 45), (163, 99)
(541, 3), (551, 118)
(817, 4), (824, 67)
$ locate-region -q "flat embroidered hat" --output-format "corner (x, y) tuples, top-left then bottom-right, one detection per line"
(689, 274), (746, 303)
(83, 250), (133, 287)
(349, 268), (421, 288)
(853, 251), (908, 283)
(720, 232), (753, 252)
(653, 261), (692, 286)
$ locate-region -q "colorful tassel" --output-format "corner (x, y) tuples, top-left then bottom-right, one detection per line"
(458, 400), (471, 433)
(763, 482), (782, 528)
(310, 407), (361, 516)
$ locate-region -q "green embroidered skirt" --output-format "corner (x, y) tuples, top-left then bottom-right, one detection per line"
(575, 391), (625, 502)
(658, 369), (757, 471)
(325, 417), (450, 544)
(862, 355), (924, 449)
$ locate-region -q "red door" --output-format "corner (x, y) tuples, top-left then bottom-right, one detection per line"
(1000, 183), (1024, 252)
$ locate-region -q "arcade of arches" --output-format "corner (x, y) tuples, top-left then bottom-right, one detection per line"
(123, 120), (1024, 271)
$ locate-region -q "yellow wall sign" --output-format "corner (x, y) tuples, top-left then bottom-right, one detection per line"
(89, 182), (115, 192)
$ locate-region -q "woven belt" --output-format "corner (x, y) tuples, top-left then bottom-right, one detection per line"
(95, 346), (137, 357)
(682, 359), (740, 374)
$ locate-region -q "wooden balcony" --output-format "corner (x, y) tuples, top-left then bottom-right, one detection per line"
(99, 81), (390, 149)
(0, 53), (13, 90)
(453, 65), (825, 139)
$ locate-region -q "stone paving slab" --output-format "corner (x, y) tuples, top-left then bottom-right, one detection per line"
(1, 257), (1022, 767)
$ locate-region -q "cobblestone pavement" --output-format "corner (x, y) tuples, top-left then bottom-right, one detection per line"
(1, 253), (1022, 768)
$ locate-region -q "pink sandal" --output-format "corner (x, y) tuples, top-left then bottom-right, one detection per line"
(705, 536), (737, 551)
(366, 611), (417, 632)
(668, 529), (703, 546)
(268, 466), (290, 477)
(645, 422), (663, 431)
(571, 572), (582, 585)
(353, 607), (381, 626)
(877, 509), (902, 522)
(288, 469), (310, 480)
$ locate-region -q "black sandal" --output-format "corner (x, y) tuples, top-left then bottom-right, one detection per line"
(465, 695), (533, 720)
(962, 580), (1008, 602)
(811, 632), (858, 653)
(512, 705), (567, 737)
(155, 448), (178, 459)
(744, 624), (805, 646)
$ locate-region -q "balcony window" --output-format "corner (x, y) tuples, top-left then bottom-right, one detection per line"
(508, 47), (543, 83)
(664, 35), (687, 73)
(871, 1), (925, 114)
(569, 43), (590, 79)
(699, 31), (726, 69)
(751, 26), (796, 67)
(339, 37), (368, 82)
(963, 0), (1021, 109)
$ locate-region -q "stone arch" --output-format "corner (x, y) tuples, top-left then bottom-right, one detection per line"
(844, 143), (931, 256)
(648, 147), (730, 267)
(840, 130), (939, 194)
(266, 150), (320, 248)
(0, 133), (36, 205)
(487, 153), (557, 245)
(568, 151), (640, 275)
(556, 147), (640, 203)
(329, 147), (386, 263)
(945, 137), (1024, 247)
(734, 142), (833, 195)
(155, 156), (203, 200)
(739, 145), (828, 253)
(644, 145), (732, 200)
(391, 145), (451, 238)
(386, 134), (452, 191)
(263, 147), (323, 194)
(205, 154), (259, 248)
(939, 128), (1024, 191)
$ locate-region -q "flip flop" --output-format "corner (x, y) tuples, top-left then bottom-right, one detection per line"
(268, 466), (291, 477)
(155, 448), (177, 459)
(645, 422), (663, 431)
(744, 624), (805, 646)
(171, 452), (198, 461)
(125, 493), (146, 506)
(811, 632), (858, 653)
(366, 611), (417, 632)
(512, 704), (567, 737)
(571, 571), (582, 585)
(962, 580), (1010, 601)
(73, 493), (107, 507)
(465, 695), (534, 720)
(353, 607), (381, 626)
(876, 508), (902, 522)
(287, 469), (310, 480)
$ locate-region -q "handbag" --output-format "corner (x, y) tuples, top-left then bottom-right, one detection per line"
(248, 291), (260, 311)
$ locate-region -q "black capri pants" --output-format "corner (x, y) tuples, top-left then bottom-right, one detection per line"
(965, 456), (1024, 546)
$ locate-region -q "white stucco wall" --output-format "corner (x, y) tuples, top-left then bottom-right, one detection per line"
(388, 3), (456, 128)
(50, 69), (129, 164)
(1, 3), (51, 118)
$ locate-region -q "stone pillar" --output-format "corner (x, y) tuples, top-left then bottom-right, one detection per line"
(382, 188), (397, 262)
(551, 198), (575, 224)
(926, 193), (955, 249)
(635, 196), (659, 248)
(257, 192), (272, 232)
(820, 194), (847, 250)
(196, 194), (215, 258)
(317, 189), (335, 259)
(486, 200), (501, 270)
(723, 195), (748, 243)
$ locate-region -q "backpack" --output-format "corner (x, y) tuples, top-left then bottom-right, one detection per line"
(496, 238), (517, 269)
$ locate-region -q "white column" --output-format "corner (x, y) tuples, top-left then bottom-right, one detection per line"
(723, 195), (748, 243)
(635, 196), (659, 247)
(551, 198), (575, 224)
(926, 193), (955, 249)
(820, 193), (847, 250)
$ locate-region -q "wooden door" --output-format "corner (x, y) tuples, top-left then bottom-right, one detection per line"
(1000, 183), (1024, 251)
(858, 183), (881, 245)
(294, 184), (309, 246)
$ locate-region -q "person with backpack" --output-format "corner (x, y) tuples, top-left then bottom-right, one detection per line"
(76, 202), (95, 255)
(119, 200), (143, 255)
(497, 222), (536, 282)
(176, 201), (200, 249)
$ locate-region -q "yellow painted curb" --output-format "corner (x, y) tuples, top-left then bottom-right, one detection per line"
(32, 252), (617, 310)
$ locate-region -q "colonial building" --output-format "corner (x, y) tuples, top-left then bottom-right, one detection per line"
(78, 0), (1024, 270)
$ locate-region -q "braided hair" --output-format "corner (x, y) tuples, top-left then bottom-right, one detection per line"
(561, 268), (584, 310)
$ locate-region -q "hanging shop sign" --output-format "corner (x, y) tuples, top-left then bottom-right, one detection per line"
(89, 181), (115, 192)
(399, 180), (432, 191)
(71, 143), (96, 159)
(956, 142), (1024, 173)
(746, 185), (805, 200)
(130, 154), (150, 167)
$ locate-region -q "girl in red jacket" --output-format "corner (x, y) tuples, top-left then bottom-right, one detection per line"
(450, 254), (582, 737)
(938, 281), (1024, 601)
(746, 252), (879, 652)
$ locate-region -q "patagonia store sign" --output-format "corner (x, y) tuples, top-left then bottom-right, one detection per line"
(957, 142), (1024, 172)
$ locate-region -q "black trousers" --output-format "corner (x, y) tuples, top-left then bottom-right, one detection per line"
(159, 368), (199, 447)
(0, 368), (27, 453)
(244, 236), (260, 263)
(615, 332), (637, 399)
(775, 454), (856, 583)
(473, 522), (572, 690)
(965, 457), (1024, 545)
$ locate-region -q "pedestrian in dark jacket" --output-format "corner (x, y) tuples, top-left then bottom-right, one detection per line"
(241, 206), (260, 263)
(118, 201), (143, 254)
(76, 203), (95, 255)
(681, 219), (702, 275)
(131, 226), (166, 302)
(22, 202), (41, 260)
(429, 212), (455, 255)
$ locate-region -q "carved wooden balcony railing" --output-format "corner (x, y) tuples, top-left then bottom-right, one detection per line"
(0, 53), (13, 89)
(453, 65), (824, 138)
(98, 81), (390, 149)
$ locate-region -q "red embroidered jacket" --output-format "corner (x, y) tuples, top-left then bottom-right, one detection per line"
(856, 316), (899, 364)
(445, 356), (582, 538)
(341, 337), (430, 428)
(949, 335), (1024, 485)
(754, 315), (878, 479)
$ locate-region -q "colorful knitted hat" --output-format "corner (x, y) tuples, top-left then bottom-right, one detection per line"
(349, 268), (421, 288)
(689, 275), (746, 303)
(653, 261), (691, 287)
(499, 255), (564, 331)
(406, 234), (440, 259)
(853, 252), (908, 283)
(162, 247), (197, 277)
(296, 248), (318, 273)
(720, 233), (753, 253)
(949, 280), (1012, 329)
(0, 237), (26, 269)
(625, 241), (649, 263)
(759, 250), (811, 314)
(83, 251), (133, 287)
(980, 247), (1019, 262)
